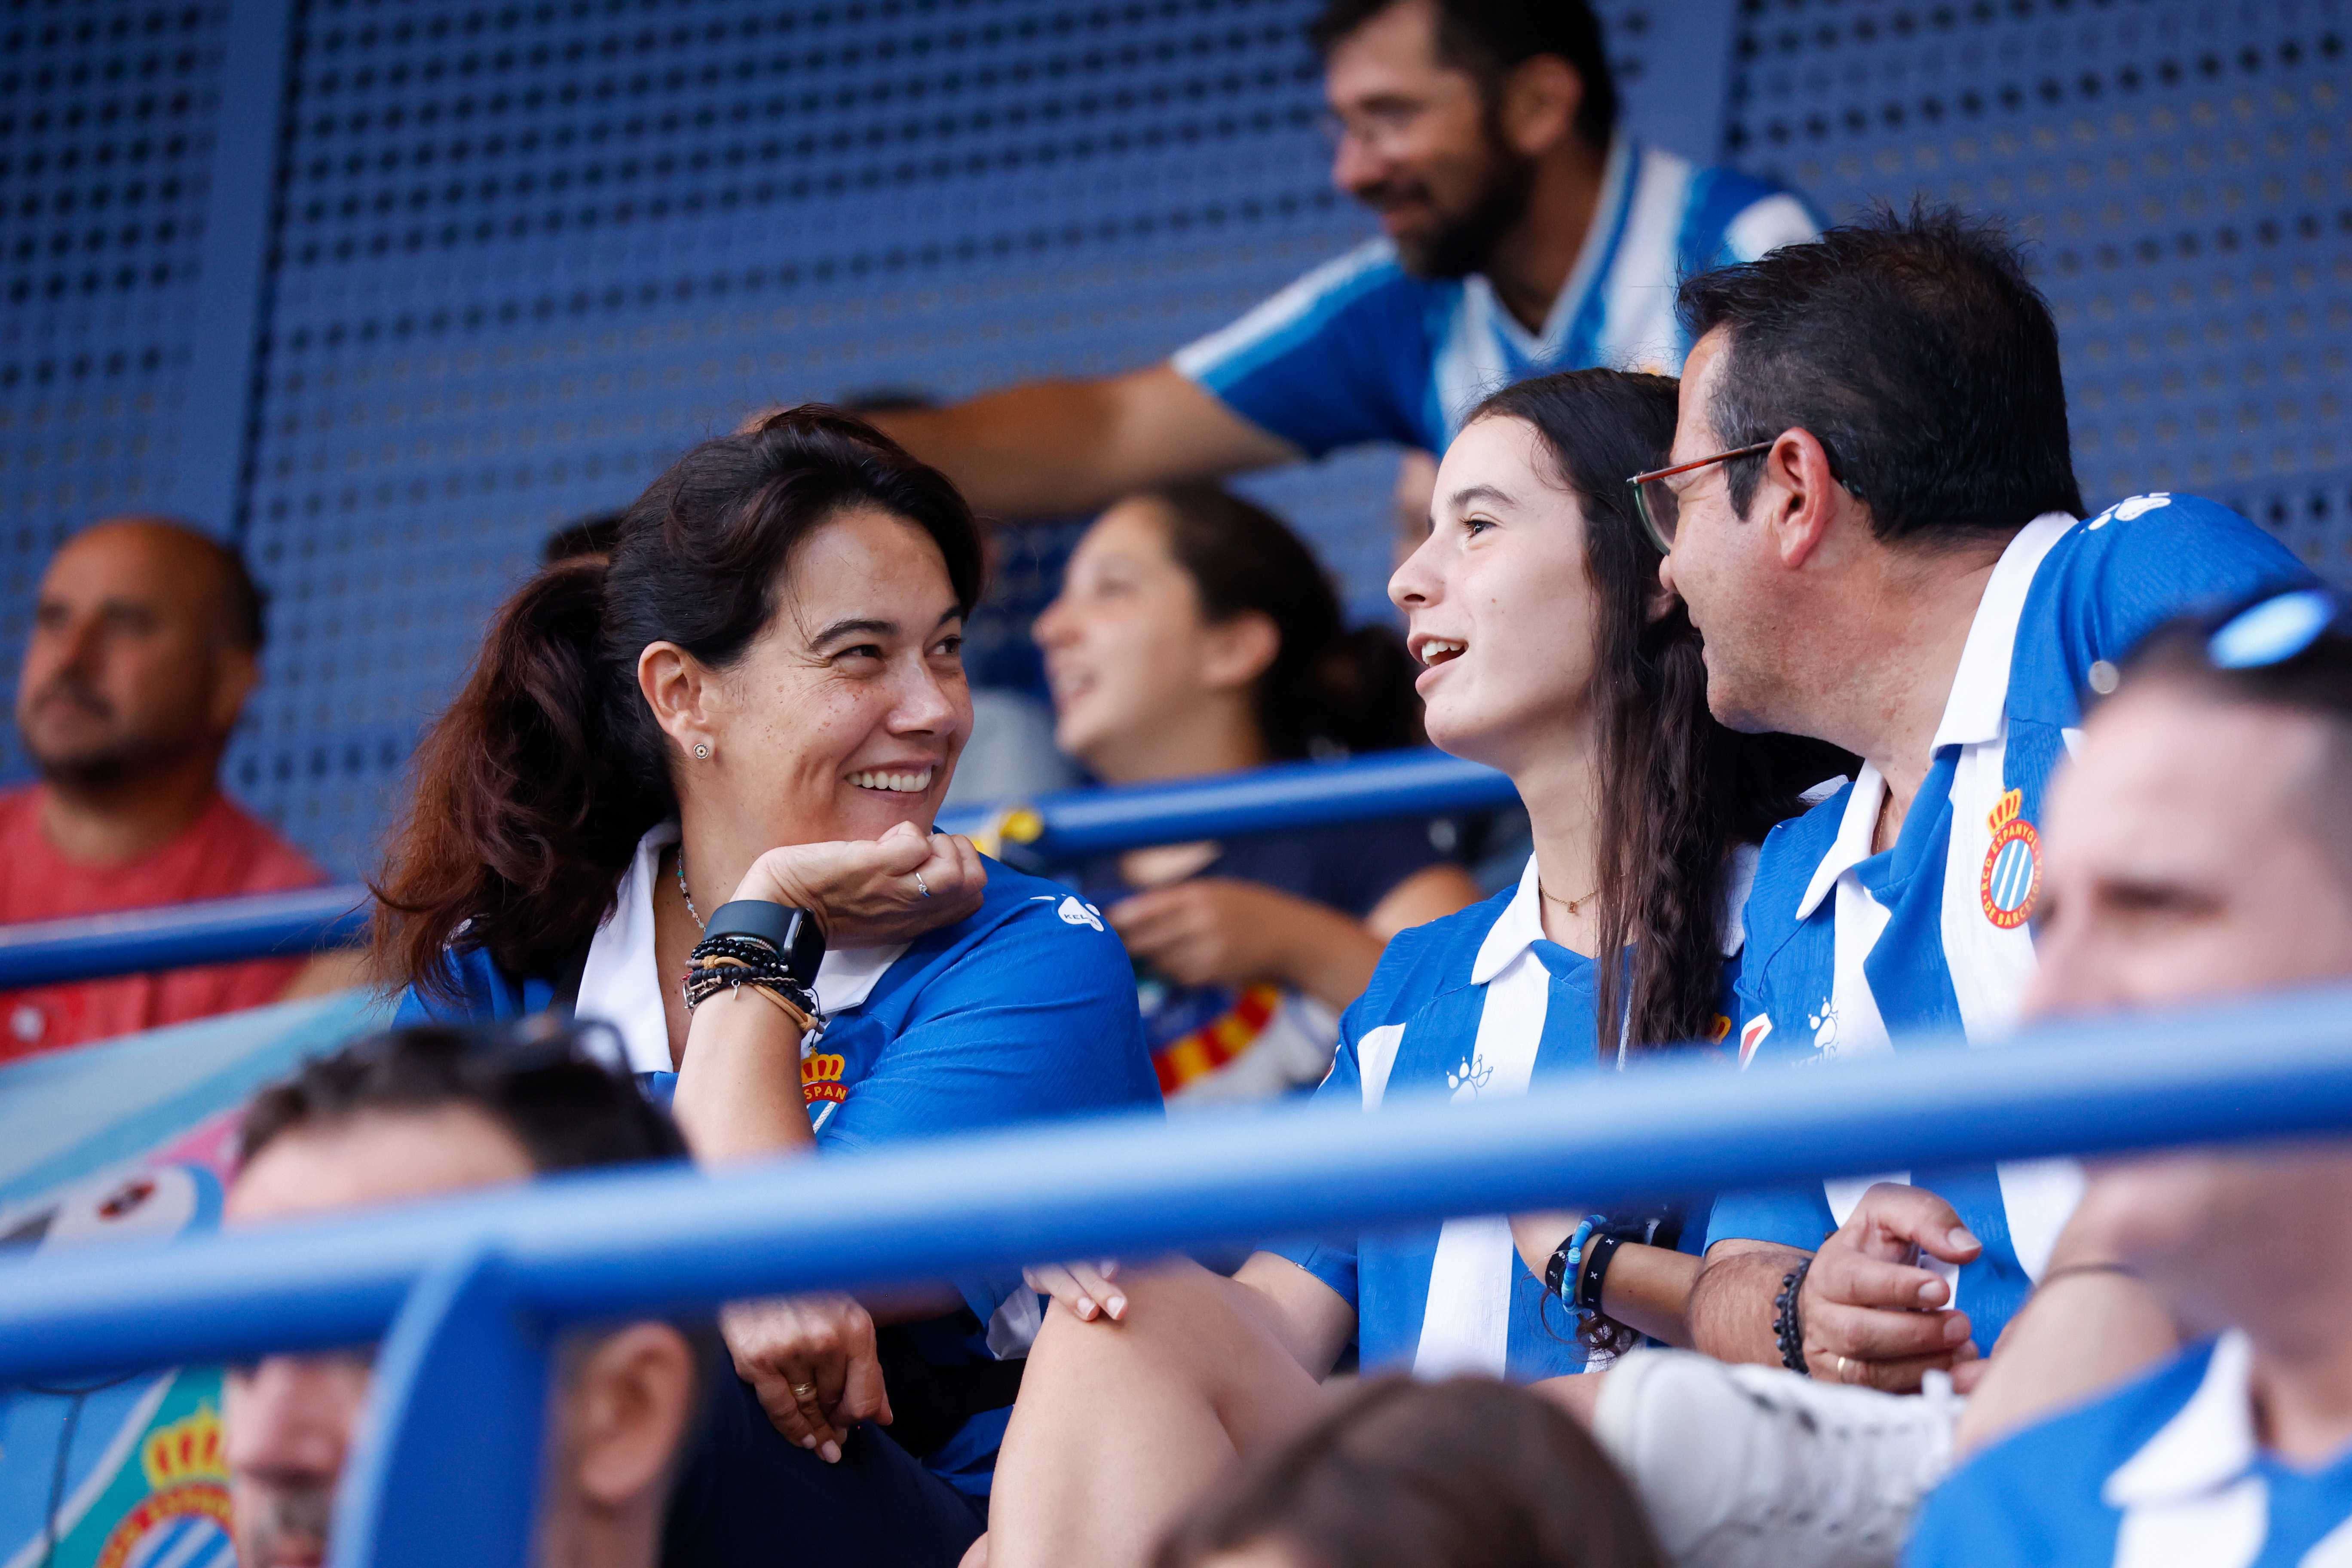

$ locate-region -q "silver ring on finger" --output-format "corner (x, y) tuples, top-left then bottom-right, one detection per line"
(1835, 1355), (1857, 1385)
(914, 871), (931, 898)
(790, 1381), (817, 1400)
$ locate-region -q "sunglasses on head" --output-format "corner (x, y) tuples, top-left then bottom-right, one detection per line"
(2205, 587), (2345, 670)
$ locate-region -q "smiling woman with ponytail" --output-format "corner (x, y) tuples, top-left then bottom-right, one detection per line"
(377, 407), (1157, 1548)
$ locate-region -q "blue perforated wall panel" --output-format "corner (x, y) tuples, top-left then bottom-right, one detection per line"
(1723, 0), (2351, 569)
(0, 0), (236, 786)
(8, 0), (2343, 875)
(226, 0), (1691, 871)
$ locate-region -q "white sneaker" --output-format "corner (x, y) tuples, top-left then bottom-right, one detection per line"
(1589, 1350), (1963, 1568)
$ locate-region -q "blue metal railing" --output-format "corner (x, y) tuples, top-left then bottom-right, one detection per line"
(4, 983), (2352, 1567)
(0, 882), (374, 989)
(0, 751), (1515, 989)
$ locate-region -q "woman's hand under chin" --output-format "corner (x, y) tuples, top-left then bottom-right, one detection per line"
(730, 821), (987, 948)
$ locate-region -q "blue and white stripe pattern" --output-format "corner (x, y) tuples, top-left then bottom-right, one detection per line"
(120, 1513), (236, 1568)
(1709, 496), (2315, 1352)
(1170, 136), (1822, 456)
(1985, 835), (2037, 919)
(1273, 852), (1741, 1380)
(1909, 1333), (2352, 1567)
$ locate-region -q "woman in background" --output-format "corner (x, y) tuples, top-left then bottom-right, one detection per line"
(1034, 484), (1483, 1102)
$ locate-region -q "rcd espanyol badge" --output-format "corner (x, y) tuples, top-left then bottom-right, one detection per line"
(1980, 788), (2042, 929)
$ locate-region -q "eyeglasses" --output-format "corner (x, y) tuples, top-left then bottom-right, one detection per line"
(1626, 441), (1774, 554)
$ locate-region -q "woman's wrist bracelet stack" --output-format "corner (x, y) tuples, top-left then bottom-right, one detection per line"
(1545, 1216), (1629, 1320)
(1773, 1258), (1812, 1375)
(684, 933), (824, 1037)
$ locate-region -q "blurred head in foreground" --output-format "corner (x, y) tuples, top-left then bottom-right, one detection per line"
(1156, 1375), (1666, 1568)
(2027, 587), (2352, 1344)
(222, 1021), (694, 1568)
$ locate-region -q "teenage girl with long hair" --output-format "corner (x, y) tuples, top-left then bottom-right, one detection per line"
(977, 369), (1846, 1568)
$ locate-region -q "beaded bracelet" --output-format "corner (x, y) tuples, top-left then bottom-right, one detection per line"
(683, 947), (824, 1037)
(1773, 1258), (1813, 1375)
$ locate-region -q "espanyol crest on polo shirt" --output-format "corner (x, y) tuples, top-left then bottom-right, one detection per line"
(1978, 788), (2042, 930)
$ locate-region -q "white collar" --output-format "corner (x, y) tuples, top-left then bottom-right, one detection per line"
(1792, 512), (2079, 921)
(574, 822), (907, 1076)
(1932, 511), (2079, 749)
(1471, 132), (1635, 362)
(1796, 766), (1887, 922)
(1471, 855), (1549, 986)
(2104, 1332), (2260, 1508)
(1474, 843), (1756, 987)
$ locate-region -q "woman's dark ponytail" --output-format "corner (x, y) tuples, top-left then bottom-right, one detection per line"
(372, 559), (664, 995)
(374, 406), (984, 996)
(1144, 484), (1422, 761)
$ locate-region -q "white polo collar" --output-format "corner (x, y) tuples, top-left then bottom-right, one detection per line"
(1473, 843), (1758, 988)
(574, 822), (906, 1075)
(2103, 1332), (2260, 1508)
(1792, 511), (2079, 921)
(1470, 856), (1548, 986)
(1932, 511), (2079, 749)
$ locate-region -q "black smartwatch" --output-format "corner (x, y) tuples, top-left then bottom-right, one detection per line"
(703, 900), (825, 987)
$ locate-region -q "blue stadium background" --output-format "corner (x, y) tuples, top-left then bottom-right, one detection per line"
(3, 0), (2346, 874)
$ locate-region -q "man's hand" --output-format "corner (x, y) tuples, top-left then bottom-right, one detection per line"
(1800, 1182), (1983, 1392)
(720, 1292), (893, 1463)
(1108, 878), (1305, 989)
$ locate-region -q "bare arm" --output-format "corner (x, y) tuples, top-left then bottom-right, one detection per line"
(1364, 862), (1486, 943)
(1508, 1214), (1700, 1348)
(1229, 1251), (1361, 1380)
(1688, 1239), (1811, 1366)
(863, 365), (1297, 519)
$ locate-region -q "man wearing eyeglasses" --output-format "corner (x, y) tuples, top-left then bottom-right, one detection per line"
(1651, 209), (2317, 1395)
(833, 0), (1819, 521)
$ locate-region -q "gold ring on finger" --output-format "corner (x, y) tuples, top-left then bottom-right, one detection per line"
(1836, 1355), (1857, 1384)
(790, 1381), (817, 1400)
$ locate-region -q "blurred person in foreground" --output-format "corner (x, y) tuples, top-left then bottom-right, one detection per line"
(381, 406), (1157, 1509)
(1898, 588), (2352, 1565)
(1664, 208), (2315, 1390)
(976, 369), (1844, 1568)
(820, 0), (1818, 523)
(0, 516), (342, 1061)
(1157, 1376), (1666, 1568)
(1035, 485), (1481, 1101)
(223, 1020), (983, 1568)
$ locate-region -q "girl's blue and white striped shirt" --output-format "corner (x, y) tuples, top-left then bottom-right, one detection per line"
(1272, 853), (1745, 1380)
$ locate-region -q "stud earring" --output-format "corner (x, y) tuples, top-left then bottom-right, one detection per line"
(693, 742), (710, 760)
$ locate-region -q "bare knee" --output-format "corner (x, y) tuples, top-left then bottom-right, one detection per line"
(1023, 1258), (1290, 1406)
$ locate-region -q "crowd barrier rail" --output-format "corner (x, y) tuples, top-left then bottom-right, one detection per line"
(0, 750), (1517, 989)
(4, 983), (2352, 1567)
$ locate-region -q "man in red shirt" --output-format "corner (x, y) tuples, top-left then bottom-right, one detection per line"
(0, 516), (332, 1060)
